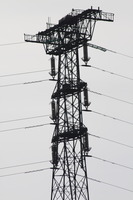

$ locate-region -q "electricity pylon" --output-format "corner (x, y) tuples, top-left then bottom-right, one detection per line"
(25, 7), (114, 200)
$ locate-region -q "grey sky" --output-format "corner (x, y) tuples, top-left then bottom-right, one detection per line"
(0, 0), (132, 200)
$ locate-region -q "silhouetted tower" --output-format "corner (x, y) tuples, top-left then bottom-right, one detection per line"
(25, 7), (114, 200)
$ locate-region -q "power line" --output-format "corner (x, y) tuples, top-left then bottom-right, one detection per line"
(83, 109), (133, 126)
(76, 173), (133, 193)
(1, 166), (133, 194)
(24, 79), (49, 85)
(0, 41), (133, 60)
(89, 133), (133, 149)
(88, 89), (133, 106)
(0, 114), (49, 124)
(0, 167), (50, 178)
(88, 176), (133, 193)
(82, 64), (133, 81)
(88, 155), (133, 171)
(1, 120), (132, 149)
(1, 122), (132, 149)
(25, 168), (50, 174)
(0, 69), (49, 78)
(0, 42), (25, 46)
(88, 43), (133, 59)
(0, 123), (50, 134)
(0, 160), (50, 171)
(1, 79), (132, 108)
(0, 126), (24, 133)
(0, 79), (49, 88)
(108, 49), (133, 59)
(92, 110), (133, 125)
(0, 82), (22, 88)
(25, 123), (50, 129)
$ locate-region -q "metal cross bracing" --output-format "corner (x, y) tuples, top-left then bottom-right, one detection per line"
(25, 8), (114, 55)
(51, 49), (90, 200)
(24, 7), (114, 200)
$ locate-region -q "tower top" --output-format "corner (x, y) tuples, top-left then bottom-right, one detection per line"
(24, 7), (114, 55)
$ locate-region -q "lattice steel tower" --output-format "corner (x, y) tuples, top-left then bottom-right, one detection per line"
(25, 7), (114, 200)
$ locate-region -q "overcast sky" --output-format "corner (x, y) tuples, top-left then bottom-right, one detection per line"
(0, 0), (133, 200)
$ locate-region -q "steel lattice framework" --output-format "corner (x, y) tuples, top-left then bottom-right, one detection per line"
(25, 7), (114, 200)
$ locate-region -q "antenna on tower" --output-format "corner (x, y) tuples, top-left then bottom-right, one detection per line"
(46, 17), (51, 29)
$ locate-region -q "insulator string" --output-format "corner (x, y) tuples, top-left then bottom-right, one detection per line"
(89, 133), (133, 149)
